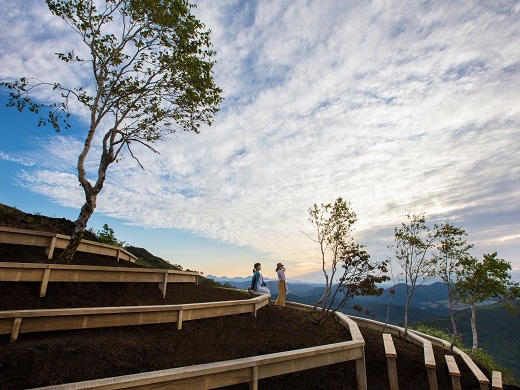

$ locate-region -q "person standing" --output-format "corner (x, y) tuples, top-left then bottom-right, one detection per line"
(274, 263), (287, 306)
(249, 262), (270, 294)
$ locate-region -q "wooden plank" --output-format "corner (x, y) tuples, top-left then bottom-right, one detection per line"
(39, 268), (51, 297)
(445, 355), (461, 390)
(383, 334), (398, 390)
(0, 226), (138, 263)
(356, 352), (368, 390)
(32, 338), (365, 389)
(445, 355), (460, 376)
(492, 371), (502, 390)
(0, 262), (199, 285)
(0, 296), (268, 337)
(453, 347), (490, 386)
(383, 333), (397, 358)
(10, 318), (22, 342)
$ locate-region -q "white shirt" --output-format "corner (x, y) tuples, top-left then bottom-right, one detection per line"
(277, 269), (285, 281)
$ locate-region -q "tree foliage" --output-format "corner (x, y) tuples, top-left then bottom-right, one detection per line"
(1, 0), (222, 264)
(388, 212), (437, 335)
(433, 222), (473, 349)
(302, 197), (389, 324)
(456, 252), (520, 352)
(96, 223), (125, 247)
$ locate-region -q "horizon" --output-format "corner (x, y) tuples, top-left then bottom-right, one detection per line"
(1, 1), (519, 282)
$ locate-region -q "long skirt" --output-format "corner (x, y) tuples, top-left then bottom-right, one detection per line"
(274, 281), (286, 306)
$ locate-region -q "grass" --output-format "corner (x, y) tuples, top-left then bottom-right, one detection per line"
(412, 324), (518, 385)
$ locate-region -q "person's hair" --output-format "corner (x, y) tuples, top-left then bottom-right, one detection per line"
(276, 264), (284, 271)
(253, 262), (261, 273)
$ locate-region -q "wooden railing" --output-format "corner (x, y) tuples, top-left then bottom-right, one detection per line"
(0, 226), (137, 262)
(349, 315), (493, 390)
(0, 261), (199, 298)
(1, 294), (269, 342)
(30, 307), (367, 390)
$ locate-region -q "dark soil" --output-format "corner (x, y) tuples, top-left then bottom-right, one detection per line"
(0, 245), (495, 390)
(0, 208), (516, 389)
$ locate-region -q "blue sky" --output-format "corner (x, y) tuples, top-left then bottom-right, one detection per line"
(1, 0), (519, 283)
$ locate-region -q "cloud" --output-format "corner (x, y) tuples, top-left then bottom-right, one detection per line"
(2, 0), (520, 277)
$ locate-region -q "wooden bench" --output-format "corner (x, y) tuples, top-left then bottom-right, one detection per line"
(492, 371), (502, 390)
(383, 333), (399, 390)
(445, 355), (461, 390)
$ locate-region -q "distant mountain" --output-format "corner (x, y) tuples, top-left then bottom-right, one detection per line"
(206, 275), (258, 284)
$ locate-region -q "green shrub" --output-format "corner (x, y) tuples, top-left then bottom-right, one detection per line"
(412, 324), (518, 385)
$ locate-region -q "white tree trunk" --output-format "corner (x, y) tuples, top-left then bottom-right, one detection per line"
(449, 295), (457, 350)
(471, 303), (478, 352)
(404, 294), (412, 336)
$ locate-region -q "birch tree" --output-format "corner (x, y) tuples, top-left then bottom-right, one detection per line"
(456, 252), (520, 352)
(433, 222), (472, 350)
(1, 0), (222, 263)
(388, 213), (438, 335)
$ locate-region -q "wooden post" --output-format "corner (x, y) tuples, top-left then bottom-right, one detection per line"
(383, 333), (399, 390)
(492, 371), (502, 390)
(249, 366), (258, 390)
(159, 271), (168, 298)
(355, 349), (368, 390)
(46, 235), (57, 260)
(116, 249), (121, 262)
(177, 309), (183, 330)
(10, 318), (22, 342)
(39, 267), (51, 297)
(445, 355), (461, 390)
(424, 343), (438, 390)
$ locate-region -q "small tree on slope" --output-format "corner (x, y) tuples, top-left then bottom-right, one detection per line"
(1, 0), (222, 264)
(456, 252), (520, 352)
(388, 213), (438, 336)
(301, 197), (389, 324)
(433, 222), (473, 350)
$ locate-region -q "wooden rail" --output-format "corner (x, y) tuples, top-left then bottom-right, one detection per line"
(1, 294), (269, 342)
(0, 262), (199, 298)
(383, 333), (399, 390)
(445, 355), (462, 390)
(492, 371), (503, 390)
(30, 307), (367, 390)
(410, 328), (492, 390)
(350, 316), (492, 390)
(0, 226), (137, 262)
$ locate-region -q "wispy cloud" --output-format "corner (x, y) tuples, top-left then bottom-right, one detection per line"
(1, 0), (519, 277)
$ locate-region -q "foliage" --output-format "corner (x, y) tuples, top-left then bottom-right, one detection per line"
(96, 224), (125, 247)
(411, 324), (463, 349)
(1, 0), (222, 264)
(301, 197), (389, 324)
(411, 323), (518, 385)
(125, 245), (183, 270)
(456, 252), (520, 351)
(388, 212), (438, 335)
(468, 347), (519, 385)
(433, 222), (473, 348)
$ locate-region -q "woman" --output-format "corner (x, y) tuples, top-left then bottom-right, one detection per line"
(249, 263), (270, 294)
(274, 263), (288, 306)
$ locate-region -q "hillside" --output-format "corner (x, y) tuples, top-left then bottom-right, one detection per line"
(421, 301), (520, 378)
(0, 203), (517, 388)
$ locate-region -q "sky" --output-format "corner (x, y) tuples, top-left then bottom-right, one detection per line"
(0, 0), (519, 284)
